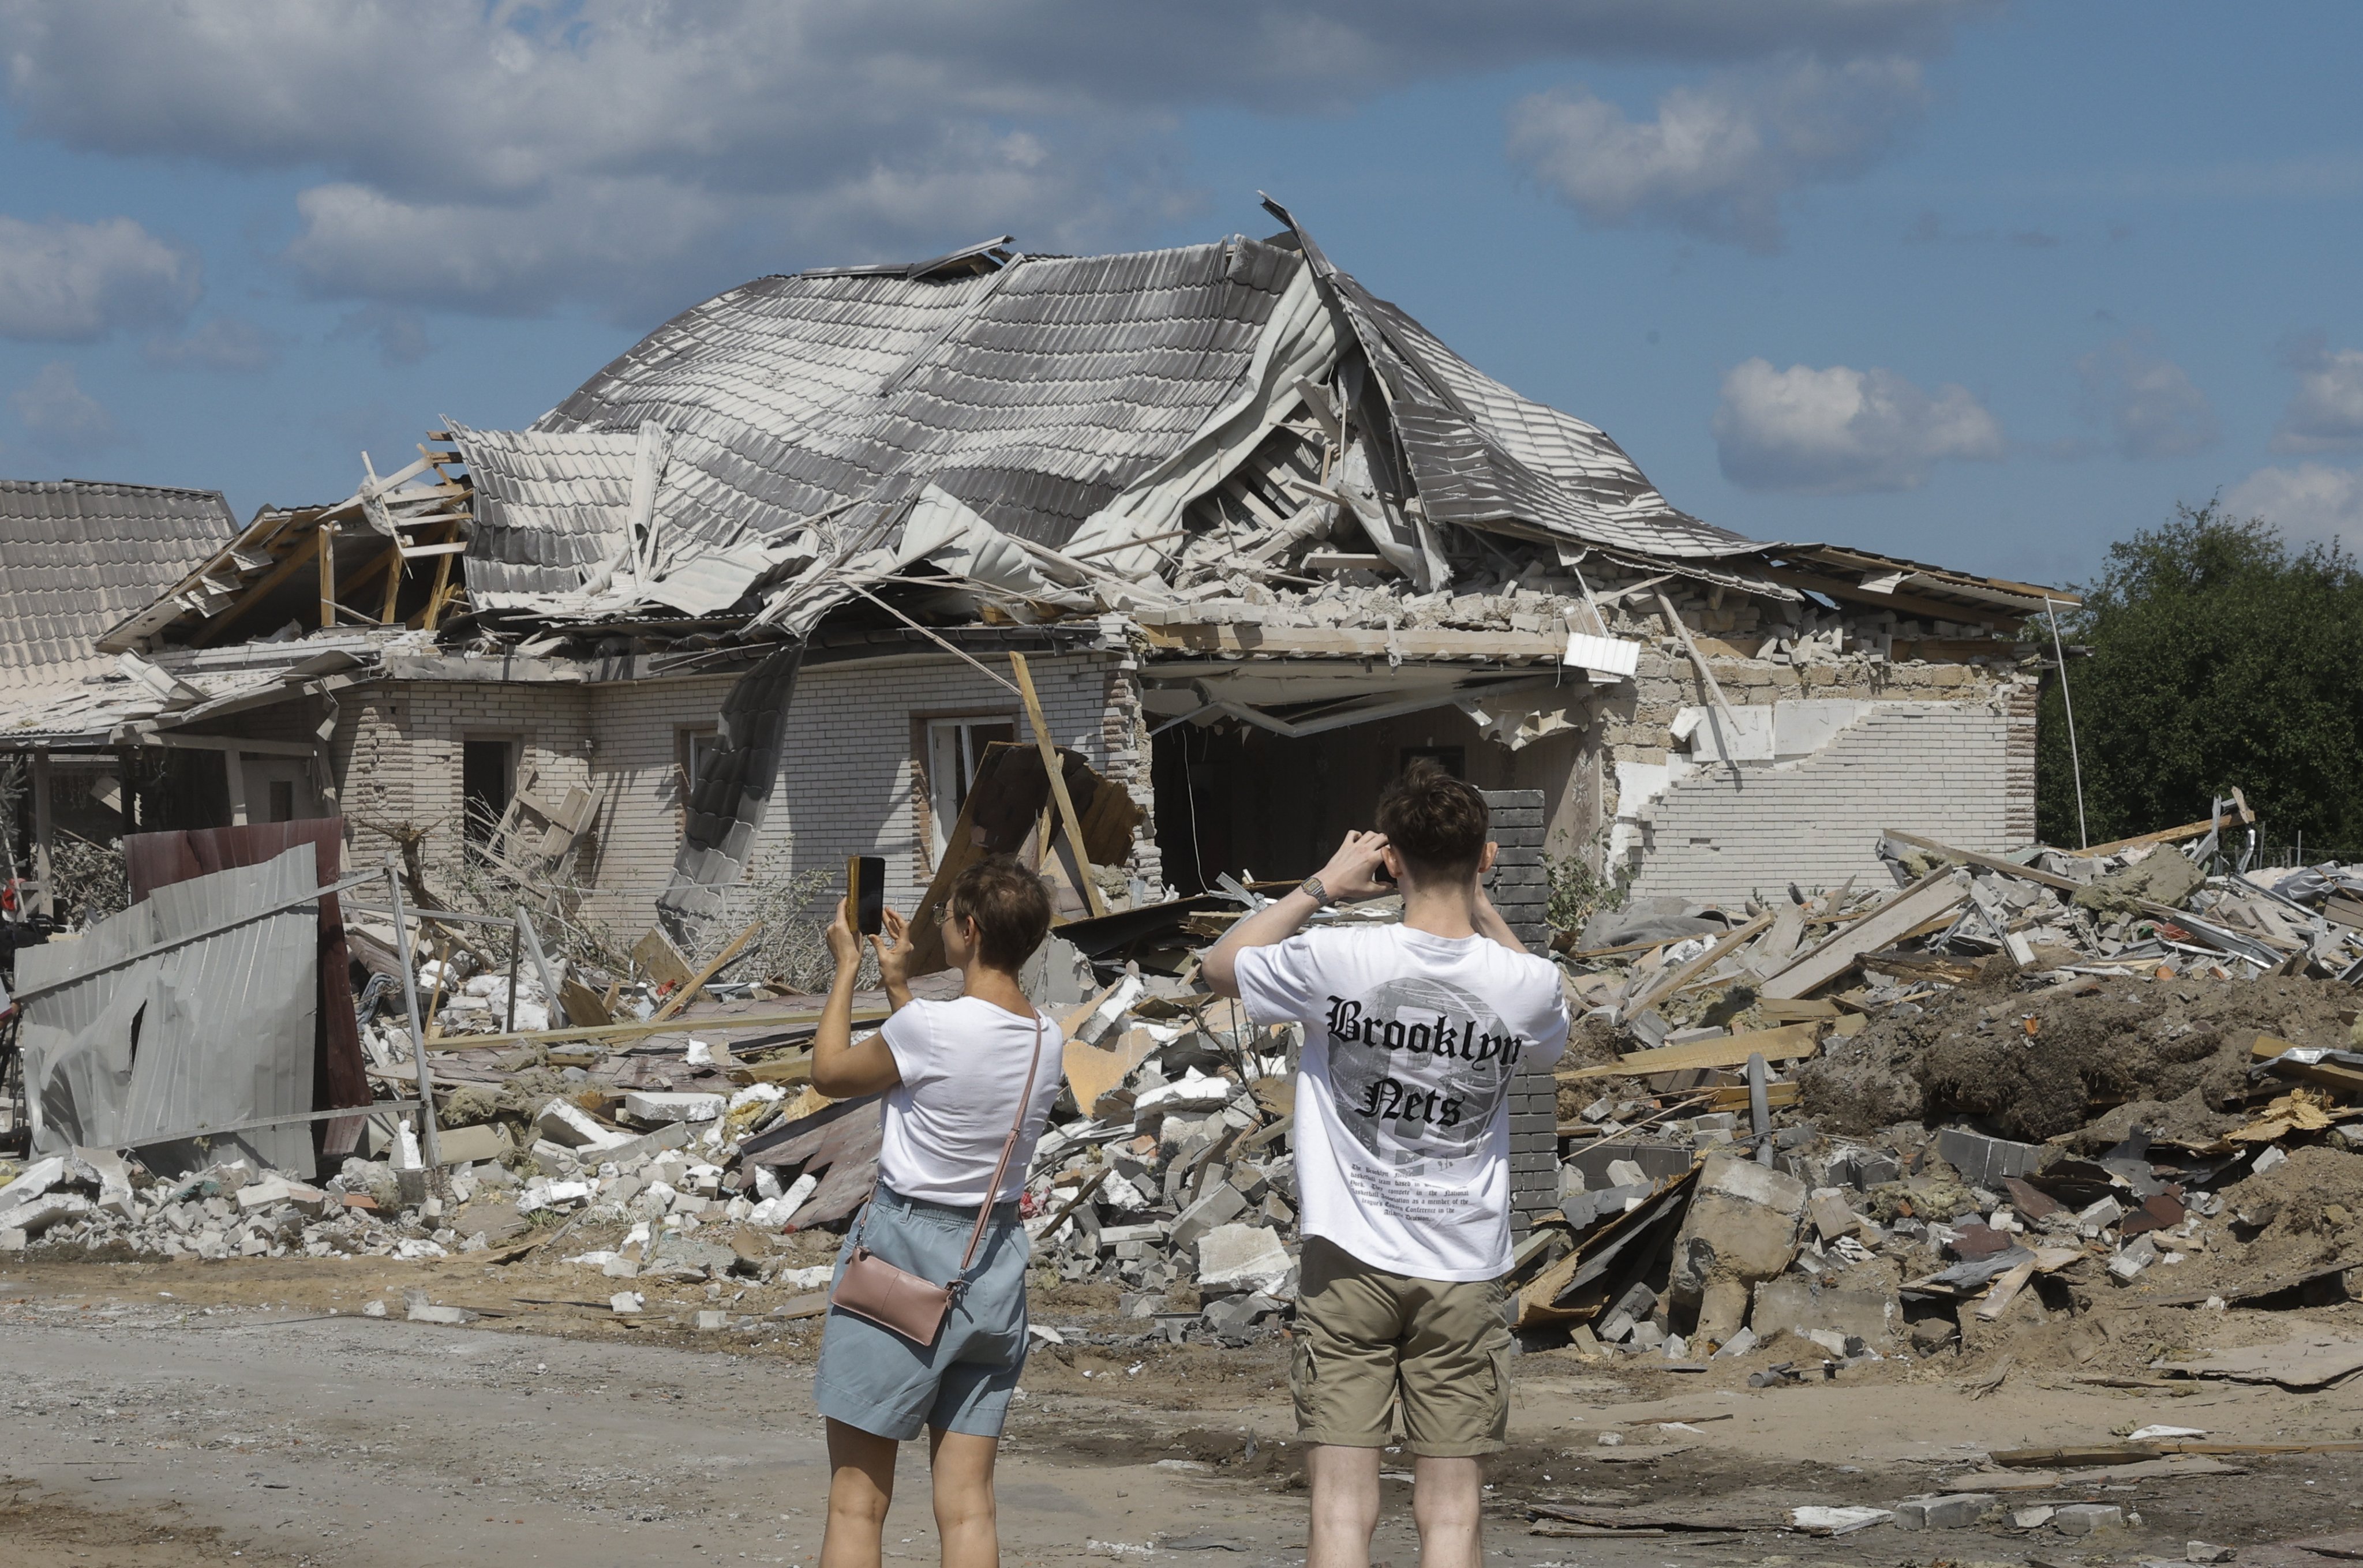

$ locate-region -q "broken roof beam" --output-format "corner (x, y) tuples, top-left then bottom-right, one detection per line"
(1133, 622), (1562, 661)
(190, 524), (324, 648)
(1756, 562), (2021, 627)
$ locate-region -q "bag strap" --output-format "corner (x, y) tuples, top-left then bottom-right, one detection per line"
(954, 1013), (1044, 1278)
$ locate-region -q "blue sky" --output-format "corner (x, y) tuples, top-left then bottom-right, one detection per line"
(1, 1), (2358, 591)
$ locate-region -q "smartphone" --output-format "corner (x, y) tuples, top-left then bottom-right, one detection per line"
(847, 854), (886, 936)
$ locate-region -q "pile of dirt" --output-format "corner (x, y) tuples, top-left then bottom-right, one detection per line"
(1799, 974), (2358, 1140)
(2125, 1143), (2363, 1303)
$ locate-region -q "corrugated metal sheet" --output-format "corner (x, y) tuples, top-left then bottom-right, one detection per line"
(537, 240), (1297, 555)
(125, 820), (372, 1160)
(16, 842), (321, 1177)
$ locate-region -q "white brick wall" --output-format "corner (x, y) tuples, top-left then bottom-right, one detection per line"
(326, 647), (1147, 933)
(1627, 702), (2016, 903)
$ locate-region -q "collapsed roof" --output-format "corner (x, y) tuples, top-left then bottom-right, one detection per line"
(111, 201), (2070, 673)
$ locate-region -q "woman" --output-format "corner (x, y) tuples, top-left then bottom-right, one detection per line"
(811, 854), (1063, 1568)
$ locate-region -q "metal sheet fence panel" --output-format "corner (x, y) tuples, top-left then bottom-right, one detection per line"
(18, 842), (320, 1176)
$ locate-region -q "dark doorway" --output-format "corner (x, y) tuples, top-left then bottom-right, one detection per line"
(462, 739), (515, 846)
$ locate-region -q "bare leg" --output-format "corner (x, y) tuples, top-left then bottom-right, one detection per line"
(821, 1418), (898, 1568)
(1409, 1456), (1483, 1568)
(927, 1426), (1002, 1568)
(1306, 1444), (1383, 1568)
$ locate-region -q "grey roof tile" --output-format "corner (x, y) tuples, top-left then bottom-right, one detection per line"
(0, 479), (235, 692)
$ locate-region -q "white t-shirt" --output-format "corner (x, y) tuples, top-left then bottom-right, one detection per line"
(878, 996), (1065, 1205)
(1235, 924), (1568, 1281)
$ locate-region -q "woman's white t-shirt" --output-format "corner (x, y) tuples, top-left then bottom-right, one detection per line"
(877, 996), (1065, 1205)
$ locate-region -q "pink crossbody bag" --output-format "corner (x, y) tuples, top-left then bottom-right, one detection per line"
(829, 1015), (1044, 1347)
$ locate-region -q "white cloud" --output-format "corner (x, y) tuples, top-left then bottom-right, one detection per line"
(2073, 331), (2216, 460)
(0, 215), (197, 341)
(12, 361), (122, 449)
(1712, 357), (2003, 492)
(1505, 53), (1926, 252)
(2224, 462), (2363, 550)
(144, 314), (279, 373)
(0, 1), (1985, 314)
(2274, 332), (2363, 453)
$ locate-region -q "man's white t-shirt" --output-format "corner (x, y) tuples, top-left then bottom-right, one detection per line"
(1235, 924), (1569, 1281)
(878, 996), (1065, 1205)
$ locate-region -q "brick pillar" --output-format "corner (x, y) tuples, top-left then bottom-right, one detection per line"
(1484, 788), (1557, 1240)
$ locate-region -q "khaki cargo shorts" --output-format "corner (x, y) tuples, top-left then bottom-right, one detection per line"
(1291, 1236), (1514, 1457)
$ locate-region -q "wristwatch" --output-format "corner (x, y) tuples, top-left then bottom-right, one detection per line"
(1299, 876), (1334, 906)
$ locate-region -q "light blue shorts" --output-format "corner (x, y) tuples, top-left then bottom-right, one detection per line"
(812, 1186), (1032, 1440)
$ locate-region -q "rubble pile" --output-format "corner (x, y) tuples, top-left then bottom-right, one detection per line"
(1519, 820), (2363, 1367)
(9, 802), (2363, 1377)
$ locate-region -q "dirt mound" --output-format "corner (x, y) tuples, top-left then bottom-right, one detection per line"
(1799, 974), (2358, 1140)
(2128, 1143), (2363, 1303)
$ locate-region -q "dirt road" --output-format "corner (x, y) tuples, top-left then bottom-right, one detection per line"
(6, 1259), (2362, 1568)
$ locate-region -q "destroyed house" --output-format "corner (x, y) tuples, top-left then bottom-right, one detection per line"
(61, 202), (2071, 942)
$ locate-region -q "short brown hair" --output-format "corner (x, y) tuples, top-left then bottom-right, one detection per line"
(1375, 759), (1489, 880)
(946, 854), (1053, 971)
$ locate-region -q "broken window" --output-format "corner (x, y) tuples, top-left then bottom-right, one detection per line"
(676, 727), (721, 799)
(923, 718), (1016, 865)
(461, 738), (516, 847)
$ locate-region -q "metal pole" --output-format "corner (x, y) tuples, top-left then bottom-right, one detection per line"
(2044, 598), (2088, 850)
(383, 855), (441, 1169)
(505, 914), (521, 1033)
(515, 904), (564, 1028)
(1746, 1052), (1773, 1166)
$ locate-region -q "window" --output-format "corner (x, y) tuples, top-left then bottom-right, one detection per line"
(461, 738), (516, 846)
(676, 727), (722, 804)
(923, 718), (1017, 862)
(1398, 745), (1466, 778)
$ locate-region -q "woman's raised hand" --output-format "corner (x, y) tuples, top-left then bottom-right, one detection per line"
(872, 906), (915, 988)
(825, 896), (863, 970)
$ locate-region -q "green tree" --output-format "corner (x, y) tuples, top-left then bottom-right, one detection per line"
(2037, 502), (2363, 854)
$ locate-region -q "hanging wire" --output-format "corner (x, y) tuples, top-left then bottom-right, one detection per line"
(2044, 596), (2088, 850)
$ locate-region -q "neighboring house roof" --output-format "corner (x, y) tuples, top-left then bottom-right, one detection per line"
(0, 479), (235, 693)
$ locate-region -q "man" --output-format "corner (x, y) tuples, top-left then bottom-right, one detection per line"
(1203, 762), (1570, 1568)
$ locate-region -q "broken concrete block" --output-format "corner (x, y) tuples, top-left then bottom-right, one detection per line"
(2108, 1234), (2158, 1282)
(0, 1228), (25, 1251)
(1894, 1494), (1995, 1531)
(73, 1147), (136, 1217)
(2013, 1506), (2056, 1529)
(361, 1299), (388, 1318)
(694, 1310), (730, 1331)
(2186, 1544), (2233, 1564)
(611, 1291), (645, 1314)
(1934, 1128), (2043, 1189)
(1808, 1188), (1858, 1243)
(622, 1090), (726, 1124)
(1669, 1151), (1808, 1341)
(1170, 1183), (1248, 1251)
(0, 1156), (66, 1214)
(406, 1303), (478, 1325)
(1196, 1224), (1290, 1291)
(1605, 1158), (1646, 1188)
(435, 1122), (516, 1165)
(2053, 1503), (2124, 1535)
(537, 1098), (633, 1150)
(2077, 1195), (2127, 1235)
(1710, 1327), (1758, 1359)
(1751, 1277), (1897, 1345)
(1567, 1141), (1692, 1190)
(8, 1194), (91, 1237)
